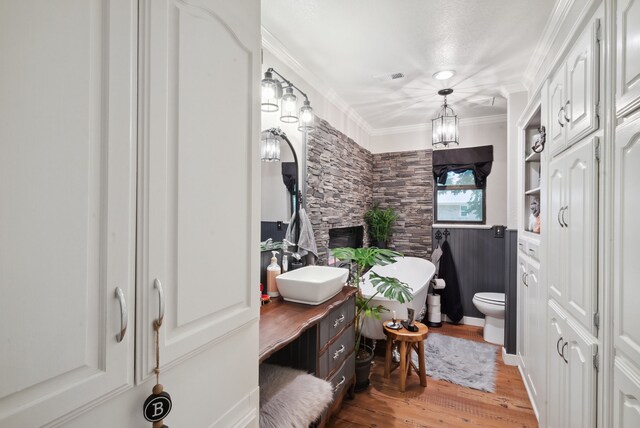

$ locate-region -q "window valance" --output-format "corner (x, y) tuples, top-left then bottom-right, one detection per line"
(432, 145), (494, 188)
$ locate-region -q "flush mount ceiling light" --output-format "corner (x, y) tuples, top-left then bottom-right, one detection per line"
(432, 70), (456, 80)
(432, 88), (459, 149)
(261, 67), (315, 132)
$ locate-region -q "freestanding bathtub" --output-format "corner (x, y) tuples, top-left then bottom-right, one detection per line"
(359, 256), (436, 340)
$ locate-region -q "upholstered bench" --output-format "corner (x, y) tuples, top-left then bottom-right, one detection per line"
(259, 364), (333, 428)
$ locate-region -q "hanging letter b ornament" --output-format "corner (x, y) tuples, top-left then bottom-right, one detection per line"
(143, 384), (171, 426)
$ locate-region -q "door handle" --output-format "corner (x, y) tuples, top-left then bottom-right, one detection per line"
(561, 206), (568, 227)
(556, 337), (563, 357)
(558, 208), (564, 228)
(558, 108), (565, 127)
(564, 100), (571, 123)
(154, 278), (165, 324)
(561, 342), (568, 363)
(114, 287), (128, 343)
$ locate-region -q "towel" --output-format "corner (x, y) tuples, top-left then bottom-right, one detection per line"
(431, 244), (443, 277)
(296, 208), (318, 259)
(284, 208), (318, 259)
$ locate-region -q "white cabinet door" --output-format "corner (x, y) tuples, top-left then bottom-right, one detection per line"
(547, 301), (567, 428)
(549, 66), (567, 154)
(564, 138), (599, 334)
(137, 0), (261, 380)
(566, 19), (599, 144)
(617, 0), (640, 117)
(548, 156), (566, 304)
(0, 1), (137, 426)
(564, 318), (597, 428)
(613, 115), (640, 374)
(613, 359), (640, 428)
(517, 256), (529, 369)
(525, 260), (542, 405)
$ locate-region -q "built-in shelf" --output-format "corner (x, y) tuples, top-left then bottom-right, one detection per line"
(525, 151), (541, 162)
(525, 187), (541, 195)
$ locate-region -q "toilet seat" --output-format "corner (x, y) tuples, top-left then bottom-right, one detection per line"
(473, 292), (505, 305)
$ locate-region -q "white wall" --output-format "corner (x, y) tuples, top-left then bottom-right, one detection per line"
(507, 91), (529, 230)
(370, 120), (508, 227)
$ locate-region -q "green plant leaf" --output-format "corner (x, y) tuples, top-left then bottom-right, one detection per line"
(369, 272), (414, 304)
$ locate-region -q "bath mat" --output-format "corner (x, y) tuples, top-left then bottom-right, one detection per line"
(412, 333), (498, 393)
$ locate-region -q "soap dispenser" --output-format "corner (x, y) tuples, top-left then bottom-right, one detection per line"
(267, 251), (281, 297)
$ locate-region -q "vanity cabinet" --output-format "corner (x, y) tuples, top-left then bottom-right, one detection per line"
(548, 15), (600, 156)
(617, 0), (640, 118)
(546, 300), (597, 428)
(547, 137), (599, 335)
(259, 287), (357, 424)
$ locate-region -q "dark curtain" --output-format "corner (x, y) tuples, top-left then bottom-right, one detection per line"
(435, 240), (464, 323)
(432, 145), (494, 187)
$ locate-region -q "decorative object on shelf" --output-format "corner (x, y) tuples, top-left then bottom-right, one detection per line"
(432, 89), (459, 148)
(261, 67), (315, 132)
(529, 198), (541, 233)
(330, 247), (413, 392)
(531, 126), (546, 153)
(364, 204), (398, 248)
(143, 280), (172, 428)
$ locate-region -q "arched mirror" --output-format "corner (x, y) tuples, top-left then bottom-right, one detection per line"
(260, 128), (300, 247)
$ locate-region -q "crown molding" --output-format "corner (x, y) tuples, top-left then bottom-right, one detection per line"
(261, 26), (374, 135)
(370, 114), (507, 137)
(522, 0), (574, 90)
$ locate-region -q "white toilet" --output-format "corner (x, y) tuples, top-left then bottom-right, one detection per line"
(472, 292), (506, 345)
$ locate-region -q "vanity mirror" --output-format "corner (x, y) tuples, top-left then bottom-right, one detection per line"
(260, 128), (301, 247)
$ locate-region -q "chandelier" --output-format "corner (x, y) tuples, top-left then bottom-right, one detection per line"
(261, 67), (315, 133)
(432, 89), (459, 148)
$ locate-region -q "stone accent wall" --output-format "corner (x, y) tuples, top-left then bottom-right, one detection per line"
(372, 150), (433, 258)
(307, 119), (373, 264)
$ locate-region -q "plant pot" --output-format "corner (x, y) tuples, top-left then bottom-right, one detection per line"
(354, 345), (375, 392)
(370, 240), (387, 249)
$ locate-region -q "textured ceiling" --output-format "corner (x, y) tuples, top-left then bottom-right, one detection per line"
(262, 0), (555, 130)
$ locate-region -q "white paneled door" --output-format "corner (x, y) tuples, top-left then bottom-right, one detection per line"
(547, 301), (567, 428)
(137, 0), (261, 380)
(0, 0), (138, 426)
(617, 0), (640, 117)
(613, 114), (640, 422)
(548, 66), (566, 154)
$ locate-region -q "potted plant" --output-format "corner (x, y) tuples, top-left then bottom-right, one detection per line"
(364, 205), (398, 248)
(330, 247), (413, 391)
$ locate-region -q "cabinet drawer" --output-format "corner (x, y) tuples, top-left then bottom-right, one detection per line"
(328, 353), (355, 402)
(526, 240), (540, 261)
(518, 238), (527, 254)
(319, 296), (355, 349)
(318, 324), (355, 378)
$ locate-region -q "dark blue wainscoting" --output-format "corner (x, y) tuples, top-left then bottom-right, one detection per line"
(432, 226), (517, 354)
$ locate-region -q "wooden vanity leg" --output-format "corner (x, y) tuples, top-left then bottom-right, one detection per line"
(399, 341), (407, 392)
(384, 338), (393, 378)
(418, 340), (427, 387)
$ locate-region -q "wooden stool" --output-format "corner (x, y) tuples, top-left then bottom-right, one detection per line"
(383, 321), (429, 392)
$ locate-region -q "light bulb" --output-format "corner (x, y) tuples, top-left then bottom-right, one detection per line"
(262, 85), (275, 100)
(284, 100), (296, 111)
(301, 110), (313, 122)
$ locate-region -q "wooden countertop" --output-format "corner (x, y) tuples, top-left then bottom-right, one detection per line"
(259, 286), (357, 362)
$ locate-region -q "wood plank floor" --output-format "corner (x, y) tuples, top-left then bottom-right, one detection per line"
(327, 323), (538, 428)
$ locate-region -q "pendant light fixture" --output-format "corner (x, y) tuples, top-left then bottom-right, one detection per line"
(260, 67), (315, 132)
(432, 88), (459, 148)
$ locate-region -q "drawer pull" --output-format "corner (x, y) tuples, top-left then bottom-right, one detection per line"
(333, 314), (345, 328)
(528, 248), (535, 254)
(334, 376), (346, 392)
(333, 345), (345, 360)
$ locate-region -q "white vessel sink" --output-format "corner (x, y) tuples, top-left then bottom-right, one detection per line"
(276, 266), (349, 305)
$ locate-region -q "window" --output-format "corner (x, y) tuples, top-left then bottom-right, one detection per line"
(435, 170), (485, 224)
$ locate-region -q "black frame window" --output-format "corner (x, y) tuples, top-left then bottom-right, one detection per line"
(434, 170), (486, 224)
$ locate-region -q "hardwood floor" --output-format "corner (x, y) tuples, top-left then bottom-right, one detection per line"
(327, 323), (538, 428)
